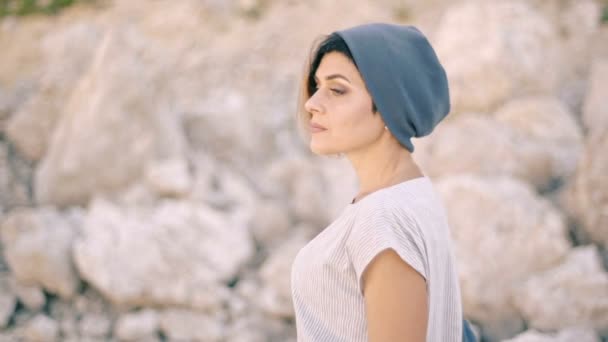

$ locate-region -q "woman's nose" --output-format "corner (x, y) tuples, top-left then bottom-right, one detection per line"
(304, 93), (324, 115)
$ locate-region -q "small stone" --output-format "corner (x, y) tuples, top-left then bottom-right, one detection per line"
(159, 309), (225, 342)
(12, 280), (45, 311)
(21, 314), (59, 342)
(114, 309), (159, 341)
(79, 313), (112, 338)
(0, 276), (16, 328)
(144, 158), (192, 197)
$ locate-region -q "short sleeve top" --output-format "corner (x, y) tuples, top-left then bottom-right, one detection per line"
(290, 176), (463, 341)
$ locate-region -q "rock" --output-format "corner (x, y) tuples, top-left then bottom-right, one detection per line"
(433, 0), (560, 114)
(0, 80), (33, 135)
(503, 327), (600, 342)
(73, 198), (253, 309)
(114, 181), (159, 208)
(493, 96), (583, 183)
(316, 156), (358, 219)
(582, 59), (608, 136)
(435, 175), (571, 340)
(5, 23), (103, 161)
(0, 207), (80, 298)
(0, 142), (31, 209)
(547, 0), (602, 112)
(226, 312), (290, 342)
(179, 88), (277, 169)
(414, 114), (553, 189)
(159, 308), (225, 342)
(0, 276), (16, 328)
(250, 199), (291, 247)
(414, 98), (584, 190)
(72, 287), (111, 316)
(114, 309), (159, 341)
(34, 27), (184, 207)
(257, 230), (310, 318)
(11, 279), (45, 311)
(265, 157), (329, 226)
(561, 128), (608, 246)
(213, 167), (258, 211)
(21, 314), (59, 342)
(79, 313), (112, 339)
(144, 158), (192, 198)
(512, 246), (608, 334)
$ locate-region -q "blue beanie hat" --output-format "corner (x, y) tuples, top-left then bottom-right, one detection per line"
(335, 23), (450, 152)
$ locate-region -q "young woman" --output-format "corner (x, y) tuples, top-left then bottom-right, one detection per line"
(290, 23), (475, 341)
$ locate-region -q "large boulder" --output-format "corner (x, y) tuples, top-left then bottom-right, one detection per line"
(263, 157), (330, 227)
(5, 22), (103, 161)
(158, 308), (225, 342)
(34, 27), (185, 207)
(73, 198), (254, 309)
(114, 309), (160, 342)
(512, 246), (608, 334)
(0, 142), (32, 209)
(436, 175), (571, 340)
(582, 59), (608, 136)
(20, 314), (59, 342)
(503, 327), (600, 342)
(0, 275), (17, 328)
(493, 96), (583, 182)
(433, 0), (560, 114)
(561, 128), (608, 246)
(414, 114), (555, 189)
(0, 207), (81, 299)
(257, 230), (310, 318)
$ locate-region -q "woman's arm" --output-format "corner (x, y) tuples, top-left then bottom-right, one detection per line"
(363, 248), (428, 342)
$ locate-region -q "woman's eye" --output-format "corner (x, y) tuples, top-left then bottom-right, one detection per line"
(330, 88), (345, 95)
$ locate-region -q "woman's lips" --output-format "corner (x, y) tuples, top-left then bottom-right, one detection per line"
(310, 122), (327, 133)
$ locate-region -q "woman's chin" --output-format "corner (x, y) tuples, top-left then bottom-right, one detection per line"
(310, 144), (342, 156)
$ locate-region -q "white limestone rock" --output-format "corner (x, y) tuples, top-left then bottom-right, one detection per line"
(512, 246), (608, 334)
(78, 312), (112, 339)
(0, 207), (80, 298)
(11, 279), (45, 311)
(561, 128), (608, 246)
(435, 175), (571, 340)
(114, 309), (159, 341)
(34, 27), (184, 207)
(73, 198), (253, 309)
(493, 96), (583, 182)
(159, 308), (226, 342)
(503, 327), (600, 342)
(144, 158), (192, 198)
(257, 230), (310, 318)
(5, 22), (103, 161)
(582, 59), (608, 136)
(264, 157), (329, 226)
(433, 0), (560, 114)
(414, 114), (553, 188)
(20, 314), (59, 342)
(0, 275), (16, 328)
(250, 199), (291, 248)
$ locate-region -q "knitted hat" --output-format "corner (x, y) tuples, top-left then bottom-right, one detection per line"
(335, 23), (450, 152)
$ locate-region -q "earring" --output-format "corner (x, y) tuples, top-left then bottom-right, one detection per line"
(384, 125), (388, 131)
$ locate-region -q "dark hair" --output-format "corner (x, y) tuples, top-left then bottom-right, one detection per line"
(305, 33), (378, 113)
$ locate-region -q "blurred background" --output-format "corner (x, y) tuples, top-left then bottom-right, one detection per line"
(1, 0), (607, 341)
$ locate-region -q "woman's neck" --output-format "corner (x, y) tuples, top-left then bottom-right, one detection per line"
(346, 139), (423, 204)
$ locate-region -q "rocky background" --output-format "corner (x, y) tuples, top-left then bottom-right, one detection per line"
(0, 0), (607, 341)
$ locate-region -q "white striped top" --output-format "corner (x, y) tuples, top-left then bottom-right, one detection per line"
(290, 176), (463, 341)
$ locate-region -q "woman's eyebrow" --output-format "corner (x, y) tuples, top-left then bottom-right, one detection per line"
(314, 74), (351, 83)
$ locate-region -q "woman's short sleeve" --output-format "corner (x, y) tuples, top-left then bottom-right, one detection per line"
(346, 206), (427, 295)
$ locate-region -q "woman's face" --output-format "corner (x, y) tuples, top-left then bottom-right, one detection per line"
(304, 52), (385, 155)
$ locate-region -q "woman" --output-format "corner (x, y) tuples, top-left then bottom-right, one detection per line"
(290, 23), (475, 341)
